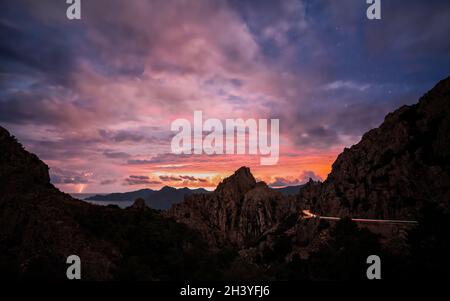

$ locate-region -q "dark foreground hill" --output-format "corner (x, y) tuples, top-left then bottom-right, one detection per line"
(0, 127), (220, 280)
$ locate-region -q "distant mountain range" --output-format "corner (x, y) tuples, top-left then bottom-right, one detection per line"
(86, 187), (210, 210)
(85, 185), (304, 210)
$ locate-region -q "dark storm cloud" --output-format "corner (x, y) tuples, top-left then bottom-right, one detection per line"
(0, 90), (89, 126)
(127, 159), (154, 165)
(179, 175), (197, 181)
(159, 175), (182, 182)
(130, 175), (150, 180)
(226, 0), (450, 152)
(0, 0), (152, 82)
(98, 129), (146, 143)
(20, 134), (103, 161)
(364, 0), (450, 58)
(124, 175), (161, 186)
(100, 179), (117, 185)
(126, 152), (221, 166)
(127, 154), (192, 165)
(0, 3), (82, 85)
(98, 129), (156, 144)
(103, 151), (131, 159)
(158, 175), (207, 182)
(283, 78), (429, 149)
(50, 168), (91, 184)
(130, 153), (187, 164)
(329, 93), (419, 138)
(309, 0), (450, 84)
(301, 126), (340, 148)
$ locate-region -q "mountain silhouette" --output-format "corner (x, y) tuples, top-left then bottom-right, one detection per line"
(301, 76), (450, 220)
(86, 182), (301, 210)
(86, 186), (210, 210)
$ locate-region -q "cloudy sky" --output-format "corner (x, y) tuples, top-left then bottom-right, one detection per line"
(1, 0), (449, 193)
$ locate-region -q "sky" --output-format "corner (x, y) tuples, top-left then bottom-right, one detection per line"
(1, 0), (449, 193)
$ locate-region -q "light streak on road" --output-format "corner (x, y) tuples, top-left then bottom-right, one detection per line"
(301, 210), (418, 225)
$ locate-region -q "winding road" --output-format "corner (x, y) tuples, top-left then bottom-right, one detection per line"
(301, 210), (418, 225)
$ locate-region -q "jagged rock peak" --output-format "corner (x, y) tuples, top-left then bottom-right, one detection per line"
(168, 166), (299, 248)
(215, 166), (257, 198)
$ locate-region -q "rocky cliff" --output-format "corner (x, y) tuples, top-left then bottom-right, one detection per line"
(301, 77), (450, 220)
(0, 128), (119, 279)
(168, 167), (300, 248)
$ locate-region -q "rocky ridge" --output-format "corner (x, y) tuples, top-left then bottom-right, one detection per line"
(302, 76), (450, 219)
(168, 167), (300, 248)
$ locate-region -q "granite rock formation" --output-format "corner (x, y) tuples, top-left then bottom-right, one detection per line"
(168, 167), (300, 249)
(301, 76), (450, 219)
